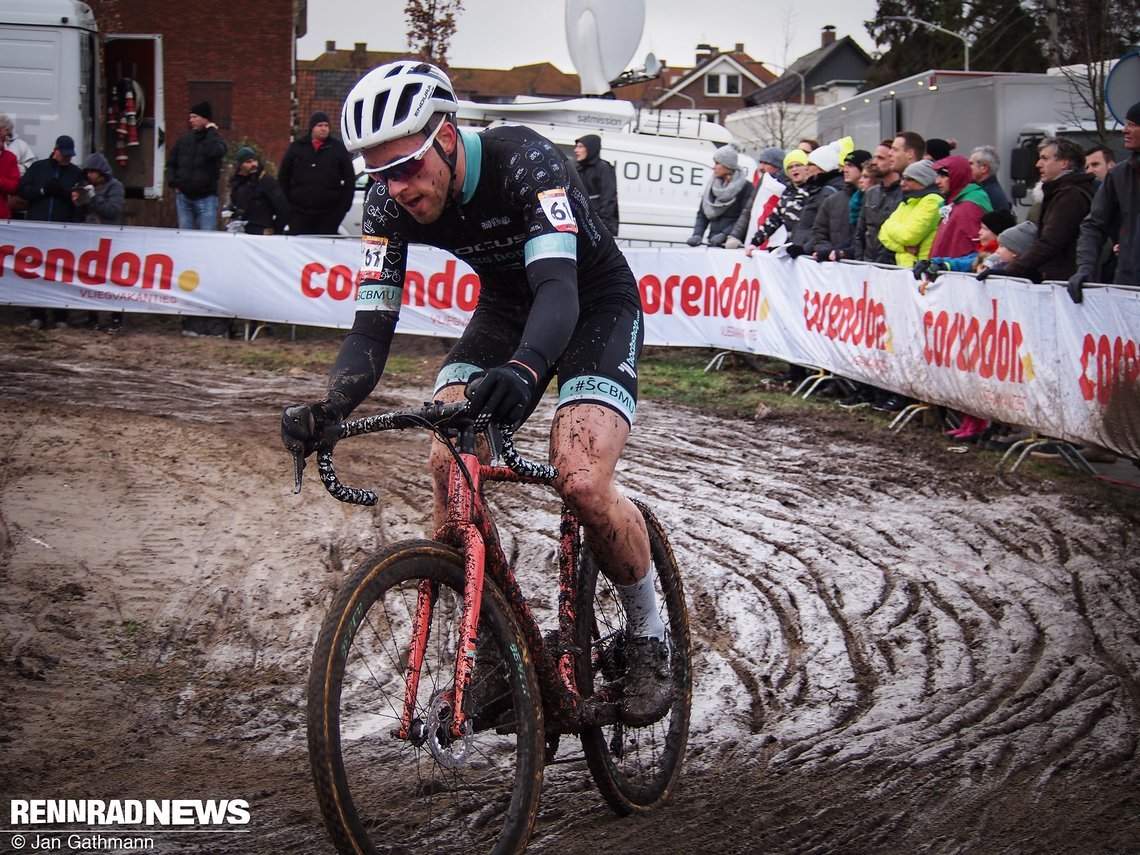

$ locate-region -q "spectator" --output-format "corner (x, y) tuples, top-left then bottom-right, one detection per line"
(929, 155), (993, 259)
(18, 134), (83, 329)
(687, 145), (754, 247)
(168, 101), (228, 337)
(573, 134), (619, 235)
(968, 145), (1011, 213)
(786, 143), (845, 256)
(1083, 145), (1116, 187)
(810, 148), (872, 260)
(167, 101), (227, 230)
(797, 138), (820, 153)
(982, 137), (1092, 283)
(890, 131), (925, 176)
(756, 146), (787, 183)
(851, 141), (904, 263)
(226, 146), (289, 235)
(917, 209), (1019, 280)
(0, 113), (37, 174)
(72, 152), (126, 332)
(0, 128), (18, 219)
(877, 159), (943, 268)
(744, 149), (809, 254)
(1071, 100), (1140, 297)
(278, 110), (356, 236)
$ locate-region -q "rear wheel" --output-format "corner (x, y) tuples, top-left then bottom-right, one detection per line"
(576, 500), (692, 814)
(308, 539), (544, 854)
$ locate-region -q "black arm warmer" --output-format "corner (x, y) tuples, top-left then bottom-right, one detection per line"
(324, 310), (399, 419)
(510, 256), (579, 379)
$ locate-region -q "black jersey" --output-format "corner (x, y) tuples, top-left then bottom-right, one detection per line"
(356, 125), (633, 316)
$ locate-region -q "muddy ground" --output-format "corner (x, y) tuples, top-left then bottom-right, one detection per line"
(1, 313), (1138, 854)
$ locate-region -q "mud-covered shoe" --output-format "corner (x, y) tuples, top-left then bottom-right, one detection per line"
(620, 636), (675, 727)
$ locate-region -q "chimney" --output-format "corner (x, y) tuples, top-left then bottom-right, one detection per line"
(821, 26), (837, 47)
(352, 42), (368, 63)
(695, 43), (717, 64)
(734, 42), (744, 54)
(325, 40), (336, 52)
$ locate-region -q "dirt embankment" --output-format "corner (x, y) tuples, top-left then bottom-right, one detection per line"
(1, 318), (1137, 854)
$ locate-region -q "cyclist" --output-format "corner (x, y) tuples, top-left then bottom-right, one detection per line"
(281, 61), (672, 726)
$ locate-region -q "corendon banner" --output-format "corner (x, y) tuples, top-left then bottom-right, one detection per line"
(1, 221), (1137, 458)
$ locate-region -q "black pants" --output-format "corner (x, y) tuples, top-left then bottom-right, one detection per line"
(287, 208), (344, 236)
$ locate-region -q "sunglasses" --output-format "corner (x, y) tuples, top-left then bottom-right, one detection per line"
(363, 119), (445, 182)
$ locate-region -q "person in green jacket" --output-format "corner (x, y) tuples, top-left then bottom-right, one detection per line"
(877, 160), (943, 268)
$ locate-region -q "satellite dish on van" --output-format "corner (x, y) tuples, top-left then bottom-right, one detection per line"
(565, 0), (646, 95)
(1105, 52), (1140, 124)
(644, 52), (661, 77)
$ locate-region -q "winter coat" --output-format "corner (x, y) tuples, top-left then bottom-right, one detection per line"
(749, 182), (807, 247)
(980, 175), (1011, 214)
(809, 181), (857, 257)
(877, 187), (943, 268)
(228, 167), (289, 235)
(167, 126), (227, 199)
(692, 168), (754, 246)
(0, 149), (19, 218)
(851, 178), (903, 262)
(929, 187), (992, 259)
(574, 135), (619, 235)
(17, 155), (83, 222)
(278, 135), (355, 217)
(1076, 154), (1139, 285)
(792, 170), (844, 250)
(74, 152), (125, 225)
(1001, 169), (1094, 282)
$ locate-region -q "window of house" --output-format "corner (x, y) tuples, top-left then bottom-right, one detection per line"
(704, 72), (741, 97)
(187, 81), (233, 129)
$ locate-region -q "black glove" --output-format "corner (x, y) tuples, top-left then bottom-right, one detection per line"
(1067, 270), (1090, 304)
(42, 178), (65, 198)
(912, 259), (932, 280)
(976, 267), (997, 281)
(281, 400), (341, 458)
(465, 362), (537, 425)
(785, 244), (806, 259)
(686, 235), (702, 247)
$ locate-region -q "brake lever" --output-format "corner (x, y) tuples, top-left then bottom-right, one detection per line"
(292, 450), (305, 494)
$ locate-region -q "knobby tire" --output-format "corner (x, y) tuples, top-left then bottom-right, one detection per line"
(307, 539), (544, 855)
(576, 500), (692, 814)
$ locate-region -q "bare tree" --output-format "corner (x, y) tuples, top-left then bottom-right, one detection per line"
(405, 0), (465, 69)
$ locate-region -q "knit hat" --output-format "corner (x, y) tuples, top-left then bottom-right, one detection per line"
(1127, 101), (1140, 124)
(981, 209), (1017, 235)
(234, 145), (258, 164)
(926, 138), (953, 160)
(997, 220), (1038, 256)
(189, 101), (213, 121)
(713, 145), (738, 170)
(783, 149), (809, 171)
(308, 111), (330, 130)
(757, 146), (786, 168)
(808, 145), (840, 172)
(845, 148), (873, 168)
(902, 159), (938, 187)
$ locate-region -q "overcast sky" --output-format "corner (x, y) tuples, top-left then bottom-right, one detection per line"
(298, 0), (883, 76)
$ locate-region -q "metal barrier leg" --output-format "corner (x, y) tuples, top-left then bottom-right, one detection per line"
(890, 403), (928, 431)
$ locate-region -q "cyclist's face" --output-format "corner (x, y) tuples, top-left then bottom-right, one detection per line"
(362, 123), (455, 224)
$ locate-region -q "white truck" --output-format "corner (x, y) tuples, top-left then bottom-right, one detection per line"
(342, 97), (751, 245)
(815, 69), (1124, 208)
(0, 0), (165, 197)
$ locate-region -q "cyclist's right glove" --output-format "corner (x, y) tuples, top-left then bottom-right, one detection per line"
(281, 400), (341, 457)
(464, 362), (537, 426)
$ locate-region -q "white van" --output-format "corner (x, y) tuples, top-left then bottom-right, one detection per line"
(340, 98), (754, 246)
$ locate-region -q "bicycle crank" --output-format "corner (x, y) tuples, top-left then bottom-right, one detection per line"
(424, 691), (474, 770)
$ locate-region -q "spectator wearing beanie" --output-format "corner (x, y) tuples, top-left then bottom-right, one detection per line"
(688, 145), (753, 247)
(166, 100), (227, 230)
(743, 149), (811, 253)
(278, 109), (356, 235)
(227, 145), (288, 235)
(725, 145), (789, 247)
(917, 208), (1018, 278)
(877, 160), (944, 268)
(573, 134), (619, 235)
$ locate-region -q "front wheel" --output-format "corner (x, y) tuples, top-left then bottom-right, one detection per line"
(307, 539), (545, 854)
(576, 500), (692, 814)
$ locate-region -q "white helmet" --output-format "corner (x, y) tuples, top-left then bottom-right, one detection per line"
(341, 60), (458, 153)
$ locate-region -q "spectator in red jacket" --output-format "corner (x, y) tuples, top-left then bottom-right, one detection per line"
(929, 155), (992, 259)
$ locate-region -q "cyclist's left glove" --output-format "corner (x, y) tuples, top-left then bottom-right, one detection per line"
(465, 362), (537, 425)
(281, 400), (341, 457)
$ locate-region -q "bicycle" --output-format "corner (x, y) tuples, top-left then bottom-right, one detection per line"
(292, 400), (692, 854)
